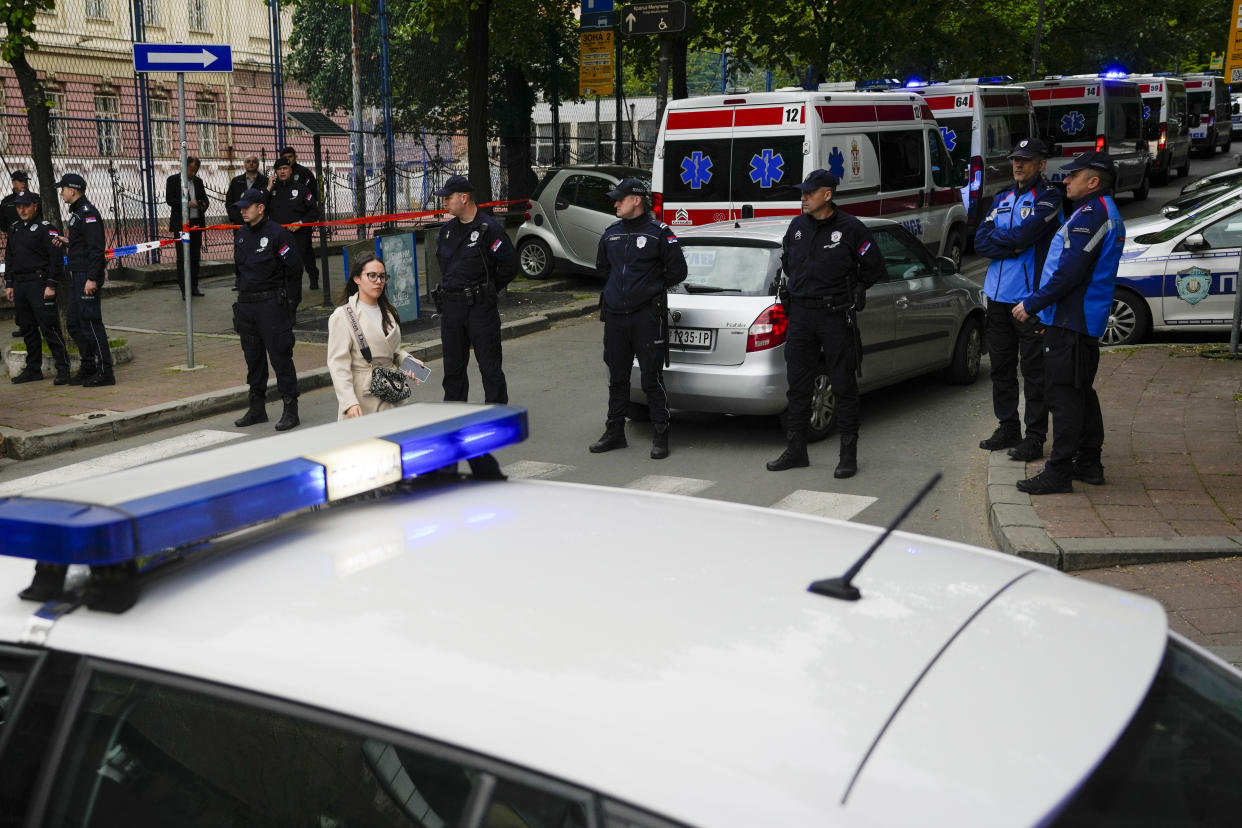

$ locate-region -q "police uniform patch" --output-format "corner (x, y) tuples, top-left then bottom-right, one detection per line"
(794, 230), (802, 240)
(830, 231), (842, 243)
(1020, 206), (1032, 219)
(260, 237), (269, 248)
(470, 230), (480, 242)
(1176, 266), (1212, 305)
(292, 189), (298, 198)
(637, 236), (647, 249)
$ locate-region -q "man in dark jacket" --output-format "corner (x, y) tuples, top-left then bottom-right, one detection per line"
(588, 178), (687, 460)
(225, 155), (268, 226)
(766, 169), (883, 479)
(166, 156), (209, 297)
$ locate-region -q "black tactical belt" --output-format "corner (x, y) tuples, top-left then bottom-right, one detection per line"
(789, 294), (849, 311)
(237, 289), (283, 303)
(7, 271), (44, 283)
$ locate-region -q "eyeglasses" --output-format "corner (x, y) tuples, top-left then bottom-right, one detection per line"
(360, 272), (389, 283)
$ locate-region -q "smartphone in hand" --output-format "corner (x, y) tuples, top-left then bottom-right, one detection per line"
(401, 356), (432, 383)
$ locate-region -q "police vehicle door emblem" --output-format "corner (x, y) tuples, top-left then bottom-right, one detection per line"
(830, 231), (842, 243)
(637, 236), (647, 249)
(1176, 266), (1212, 305)
(1020, 206), (1032, 219)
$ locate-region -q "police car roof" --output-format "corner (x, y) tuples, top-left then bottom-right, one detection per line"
(0, 464), (1168, 826)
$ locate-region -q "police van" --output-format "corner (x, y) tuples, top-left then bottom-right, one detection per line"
(1232, 92), (1242, 138)
(652, 90), (971, 265)
(1133, 75), (1190, 184)
(1019, 75), (1151, 199)
(904, 79), (1036, 236)
(1183, 73), (1232, 155)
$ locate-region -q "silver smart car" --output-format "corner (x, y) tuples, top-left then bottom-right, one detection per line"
(631, 217), (985, 440)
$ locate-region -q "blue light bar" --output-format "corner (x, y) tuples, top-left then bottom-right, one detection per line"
(1101, 69), (1128, 79)
(0, 404), (527, 567)
(904, 78), (925, 88)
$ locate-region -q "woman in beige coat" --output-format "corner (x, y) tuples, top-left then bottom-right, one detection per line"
(326, 252), (425, 419)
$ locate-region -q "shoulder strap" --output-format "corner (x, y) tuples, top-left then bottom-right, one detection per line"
(343, 304), (374, 363)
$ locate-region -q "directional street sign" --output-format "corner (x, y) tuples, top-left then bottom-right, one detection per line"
(133, 43), (233, 73)
(621, 1), (687, 35)
(580, 11), (615, 30)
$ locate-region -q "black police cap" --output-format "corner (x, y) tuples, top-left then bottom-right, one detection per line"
(795, 169), (839, 192)
(10, 170), (29, 182)
(11, 191), (37, 205)
(53, 173), (86, 190)
(606, 178), (650, 200)
(1008, 138), (1050, 159)
(233, 188), (267, 208)
(1062, 150), (1116, 175)
(433, 175), (473, 197)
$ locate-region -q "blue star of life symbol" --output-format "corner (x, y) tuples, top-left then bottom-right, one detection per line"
(680, 151), (713, 189)
(748, 149), (785, 187)
(1060, 110), (1086, 135)
(827, 147), (846, 179)
(940, 126), (957, 152)
(1143, 104), (1151, 121)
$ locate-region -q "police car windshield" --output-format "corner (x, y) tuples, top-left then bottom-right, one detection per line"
(678, 241), (780, 294)
(1134, 194), (1242, 245)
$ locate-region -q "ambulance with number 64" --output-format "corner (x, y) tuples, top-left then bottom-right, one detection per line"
(651, 90), (971, 265)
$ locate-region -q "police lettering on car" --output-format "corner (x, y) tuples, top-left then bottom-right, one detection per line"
(588, 177), (687, 460)
(55, 172), (116, 387)
(1012, 150), (1125, 495)
(268, 157), (320, 303)
(974, 137), (1063, 462)
(3, 191), (70, 384)
(231, 187), (304, 432)
(767, 169), (883, 479)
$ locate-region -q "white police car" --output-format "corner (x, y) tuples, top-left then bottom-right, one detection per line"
(1106, 190), (1242, 345)
(1, 404), (1241, 827)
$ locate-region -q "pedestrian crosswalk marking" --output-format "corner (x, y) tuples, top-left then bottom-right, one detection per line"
(624, 475), (716, 496)
(0, 429), (243, 496)
(502, 460), (575, 480)
(770, 490), (878, 521)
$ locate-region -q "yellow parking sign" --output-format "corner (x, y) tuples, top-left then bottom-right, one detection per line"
(580, 30), (614, 97)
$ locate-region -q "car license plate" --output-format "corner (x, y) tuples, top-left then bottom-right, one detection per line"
(670, 327), (712, 349)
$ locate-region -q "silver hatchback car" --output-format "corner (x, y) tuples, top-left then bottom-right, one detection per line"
(631, 217), (985, 440)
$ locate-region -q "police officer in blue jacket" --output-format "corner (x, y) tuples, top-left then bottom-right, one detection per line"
(767, 169), (884, 479)
(54, 173), (116, 386)
(231, 188), (304, 431)
(589, 178), (687, 459)
(1013, 151), (1124, 495)
(974, 138), (1063, 462)
(4, 191), (69, 384)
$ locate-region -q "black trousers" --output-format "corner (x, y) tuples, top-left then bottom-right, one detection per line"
(1043, 326), (1103, 478)
(784, 303), (859, 436)
(12, 278), (69, 372)
(67, 271), (113, 373)
(233, 298), (298, 400)
(603, 304), (667, 426)
(985, 299), (1048, 442)
(440, 299), (507, 404)
(174, 219), (204, 294)
(293, 228), (318, 287)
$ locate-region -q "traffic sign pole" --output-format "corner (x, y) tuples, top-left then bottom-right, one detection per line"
(178, 70), (195, 369)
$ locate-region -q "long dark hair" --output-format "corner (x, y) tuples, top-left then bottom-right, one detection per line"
(340, 252), (400, 334)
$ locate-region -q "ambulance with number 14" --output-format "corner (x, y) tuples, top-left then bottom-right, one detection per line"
(651, 89), (971, 265)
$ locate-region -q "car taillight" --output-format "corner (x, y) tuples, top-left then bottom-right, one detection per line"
(652, 191), (664, 219)
(1095, 135), (1106, 152)
(969, 155), (983, 196)
(1158, 125), (1167, 150)
(746, 303), (788, 352)
(524, 212), (532, 221)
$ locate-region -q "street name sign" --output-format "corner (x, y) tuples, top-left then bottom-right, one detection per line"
(133, 43), (233, 72)
(621, 1), (687, 35)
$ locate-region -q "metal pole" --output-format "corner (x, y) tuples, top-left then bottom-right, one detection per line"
(350, 0), (366, 239)
(595, 96), (601, 162)
(656, 34), (669, 129)
(614, 26), (622, 163)
(378, 0), (396, 216)
(549, 25), (561, 165)
(178, 72), (195, 368)
(1231, 269), (1241, 356)
(316, 134), (331, 306)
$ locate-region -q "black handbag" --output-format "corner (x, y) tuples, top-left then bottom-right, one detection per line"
(343, 304), (411, 405)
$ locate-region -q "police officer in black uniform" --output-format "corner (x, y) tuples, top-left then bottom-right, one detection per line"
(278, 147), (320, 290)
(230, 188), (303, 431)
(54, 172), (116, 387)
(434, 174), (517, 405)
(588, 178), (687, 459)
(4, 191), (69, 384)
(268, 157), (320, 304)
(280, 145), (317, 194)
(767, 169), (883, 478)
(3, 170), (42, 340)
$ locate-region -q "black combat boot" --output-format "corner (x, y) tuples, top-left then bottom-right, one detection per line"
(834, 433), (858, 479)
(68, 364), (96, 386)
(766, 431), (809, 471)
(54, 368), (71, 385)
(467, 453), (507, 480)
(234, 393), (268, 427)
(650, 425), (670, 460)
(83, 369), (116, 387)
(589, 420), (628, 453)
(1008, 435), (1045, 462)
(979, 424), (1022, 451)
(1072, 452), (1106, 486)
(274, 396), (300, 431)
(10, 368), (43, 384)
(1016, 467), (1072, 495)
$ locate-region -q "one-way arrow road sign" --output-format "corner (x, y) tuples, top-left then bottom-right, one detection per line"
(621, 1), (687, 35)
(133, 43), (233, 73)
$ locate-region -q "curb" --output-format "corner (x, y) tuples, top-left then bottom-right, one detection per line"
(0, 299), (600, 462)
(985, 451), (1242, 570)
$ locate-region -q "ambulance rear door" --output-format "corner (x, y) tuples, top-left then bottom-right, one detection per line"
(918, 90), (975, 216)
(729, 100), (808, 221)
(658, 102), (735, 227)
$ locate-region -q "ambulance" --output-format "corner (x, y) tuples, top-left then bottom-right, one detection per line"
(1019, 75), (1151, 199)
(904, 78), (1037, 236)
(1134, 75), (1190, 184)
(1183, 73), (1231, 156)
(651, 90), (971, 264)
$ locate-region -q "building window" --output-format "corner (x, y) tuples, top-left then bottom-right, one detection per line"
(95, 93), (122, 156)
(149, 96), (172, 157)
(196, 98), (217, 157)
(188, 0), (209, 31)
(47, 90), (68, 155)
(142, 0), (161, 26)
(85, 0), (108, 18)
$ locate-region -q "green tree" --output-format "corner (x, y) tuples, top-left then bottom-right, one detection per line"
(1, 0), (61, 225)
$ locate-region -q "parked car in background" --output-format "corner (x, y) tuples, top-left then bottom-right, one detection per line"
(515, 164), (650, 279)
(1181, 163), (1242, 195)
(630, 216), (984, 440)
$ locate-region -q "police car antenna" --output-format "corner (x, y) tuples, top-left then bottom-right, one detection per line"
(807, 472), (942, 601)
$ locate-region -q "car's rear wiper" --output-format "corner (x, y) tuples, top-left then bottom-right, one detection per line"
(682, 283), (742, 293)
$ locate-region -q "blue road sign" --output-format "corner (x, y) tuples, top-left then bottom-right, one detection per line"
(133, 43), (233, 73)
(582, 0), (614, 10)
(581, 11), (615, 29)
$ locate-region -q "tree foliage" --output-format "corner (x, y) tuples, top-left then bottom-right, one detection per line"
(2, 0), (62, 225)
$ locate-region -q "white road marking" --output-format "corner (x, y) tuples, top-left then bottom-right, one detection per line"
(502, 460), (575, 480)
(770, 490), (878, 521)
(624, 475), (715, 496)
(0, 430), (244, 496)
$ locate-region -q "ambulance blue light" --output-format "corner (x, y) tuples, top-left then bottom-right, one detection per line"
(905, 78), (924, 88)
(1101, 69), (1128, 79)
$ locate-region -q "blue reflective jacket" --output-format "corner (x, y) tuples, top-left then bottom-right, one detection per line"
(974, 179), (1063, 304)
(1024, 194), (1125, 337)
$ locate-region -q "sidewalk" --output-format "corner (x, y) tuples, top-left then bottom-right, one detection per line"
(986, 343), (1242, 667)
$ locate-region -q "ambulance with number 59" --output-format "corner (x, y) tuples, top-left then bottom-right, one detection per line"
(651, 89), (971, 265)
